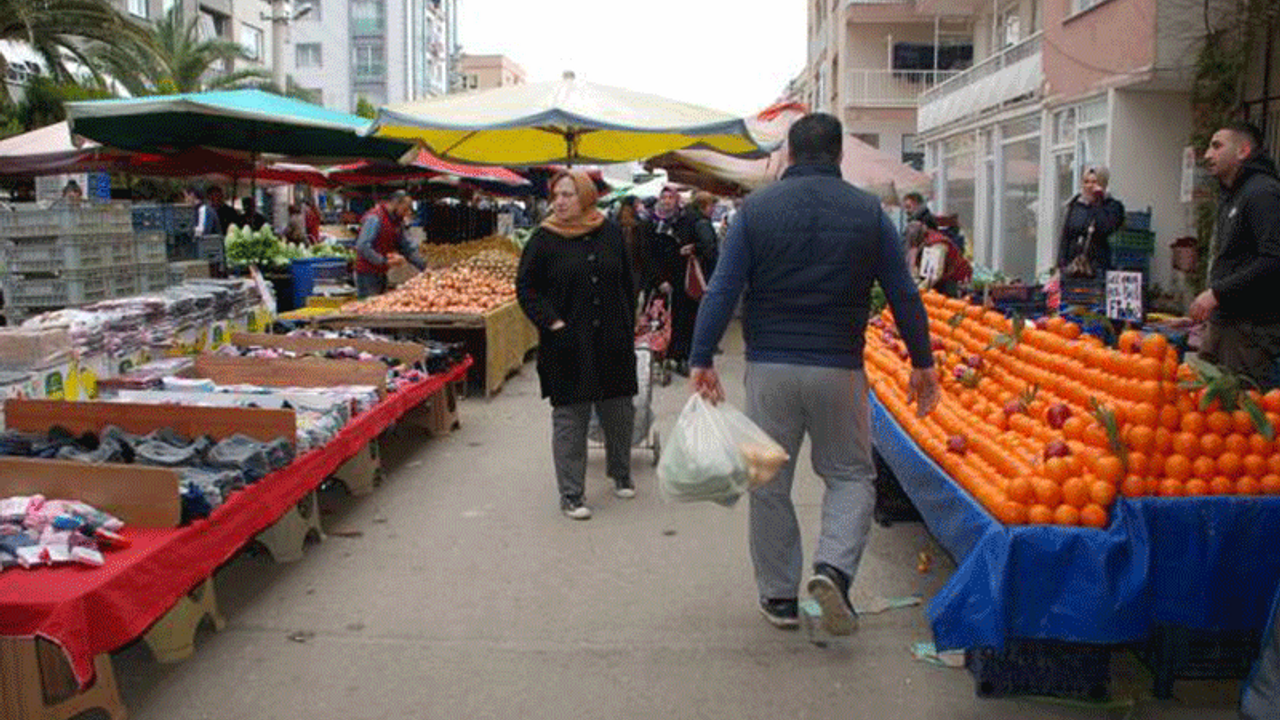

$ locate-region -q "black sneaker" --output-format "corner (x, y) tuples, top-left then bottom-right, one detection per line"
(806, 563), (856, 635)
(613, 477), (636, 499)
(758, 598), (800, 629)
(560, 496), (592, 520)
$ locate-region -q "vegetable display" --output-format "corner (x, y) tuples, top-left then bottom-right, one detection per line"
(422, 235), (520, 269)
(224, 225), (354, 268)
(343, 266), (515, 315)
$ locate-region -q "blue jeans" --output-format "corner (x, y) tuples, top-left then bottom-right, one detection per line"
(355, 272), (388, 299)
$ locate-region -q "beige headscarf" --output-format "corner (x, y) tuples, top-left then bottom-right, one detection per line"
(540, 170), (605, 238)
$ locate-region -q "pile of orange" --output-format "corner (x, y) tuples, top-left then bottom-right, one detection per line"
(865, 291), (1280, 528)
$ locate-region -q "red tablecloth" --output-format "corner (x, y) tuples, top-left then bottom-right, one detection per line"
(0, 359), (470, 687)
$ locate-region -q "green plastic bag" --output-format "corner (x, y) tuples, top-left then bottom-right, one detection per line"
(658, 395), (789, 507)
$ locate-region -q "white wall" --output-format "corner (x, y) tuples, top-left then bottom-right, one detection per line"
(845, 22), (939, 69)
(1107, 88), (1194, 293)
(286, 0), (349, 111)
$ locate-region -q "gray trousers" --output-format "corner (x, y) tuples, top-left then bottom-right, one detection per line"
(745, 362), (875, 601)
(552, 396), (634, 501)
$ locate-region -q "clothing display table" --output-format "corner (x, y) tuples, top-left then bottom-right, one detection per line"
(0, 359), (471, 690)
(870, 392), (1280, 651)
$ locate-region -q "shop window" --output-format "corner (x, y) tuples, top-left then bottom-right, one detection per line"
(1001, 131), (1041, 282)
(296, 43), (322, 69)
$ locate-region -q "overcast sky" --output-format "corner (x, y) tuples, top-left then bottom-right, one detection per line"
(455, 0), (807, 117)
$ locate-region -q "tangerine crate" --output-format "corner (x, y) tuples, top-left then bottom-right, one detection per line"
(966, 639), (1111, 701)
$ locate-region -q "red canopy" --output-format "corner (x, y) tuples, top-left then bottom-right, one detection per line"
(329, 149), (529, 187)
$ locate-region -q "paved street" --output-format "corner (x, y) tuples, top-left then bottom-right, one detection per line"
(112, 325), (1242, 719)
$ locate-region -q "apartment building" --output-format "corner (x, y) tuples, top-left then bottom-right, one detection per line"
(803, 0), (974, 170)
(916, 0), (1251, 291)
(456, 54), (526, 93)
(283, 0), (454, 112)
(112, 0), (270, 78)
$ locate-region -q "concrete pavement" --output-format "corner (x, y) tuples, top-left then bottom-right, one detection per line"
(112, 325), (1242, 719)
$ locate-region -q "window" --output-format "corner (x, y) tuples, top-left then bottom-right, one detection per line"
(161, 0), (175, 17)
(995, 0), (1021, 50)
(296, 43), (321, 68)
(1072, 0), (1108, 13)
(851, 133), (880, 149)
(299, 0), (319, 20)
(240, 24), (263, 61)
(1000, 116), (1041, 282)
(902, 133), (923, 171)
(353, 43), (385, 80)
(128, 0), (147, 18)
(199, 10), (229, 41)
(351, 0), (385, 36)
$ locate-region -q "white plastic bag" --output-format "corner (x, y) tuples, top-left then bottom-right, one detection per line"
(658, 395), (790, 506)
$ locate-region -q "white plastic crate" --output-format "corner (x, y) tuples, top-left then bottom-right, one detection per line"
(3, 236), (110, 274)
(0, 204), (132, 240)
(4, 268), (110, 307)
(135, 232), (167, 265)
(136, 262), (169, 293)
(107, 267), (136, 297)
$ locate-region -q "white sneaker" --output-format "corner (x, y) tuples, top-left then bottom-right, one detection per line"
(613, 479), (635, 499)
(561, 497), (592, 520)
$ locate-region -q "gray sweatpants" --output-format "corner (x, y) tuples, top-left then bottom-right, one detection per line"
(745, 362), (875, 601)
(552, 396), (634, 501)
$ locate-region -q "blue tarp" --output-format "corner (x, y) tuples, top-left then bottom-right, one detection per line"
(870, 393), (1280, 650)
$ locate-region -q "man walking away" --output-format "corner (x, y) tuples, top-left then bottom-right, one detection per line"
(1191, 121), (1280, 389)
(688, 113), (939, 634)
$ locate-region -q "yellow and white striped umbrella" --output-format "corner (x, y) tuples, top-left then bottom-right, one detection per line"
(369, 72), (774, 166)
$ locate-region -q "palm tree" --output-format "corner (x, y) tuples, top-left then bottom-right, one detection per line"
(90, 5), (268, 96)
(0, 0), (152, 101)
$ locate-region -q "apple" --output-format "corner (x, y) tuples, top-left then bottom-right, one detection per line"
(964, 354), (984, 370)
(931, 338), (946, 352)
(1045, 402), (1072, 429)
(1034, 317), (1049, 330)
(1003, 399), (1027, 416)
(947, 435), (967, 454)
(1042, 439), (1071, 460)
(952, 365), (970, 381)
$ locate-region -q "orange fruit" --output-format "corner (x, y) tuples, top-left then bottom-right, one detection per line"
(1261, 474), (1280, 496)
(1148, 453), (1166, 478)
(1033, 479), (1062, 506)
(1137, 357), (1162, 381)
(1159, 405), (1181, 431)
(998, 500), (1028, 524)
(1095, 455), (1124, 485)
(1180, 412), (1206, 435)
(1007, 477), (1035, 504)
(1268, 453), (1280, 476)
(1131, 403), (1159, 428)
(1176, 395), (1196, 414)
(1234, 410), (1257, 435)
(1158, 479), (1185, 497)
(1061, 477), (1090, 507)
(1083, 424), (1110, 449)
(1054, 504), (1081, 526)
(1121, 475), (1147, 498)
(1263, 389), (1280, 413)
(1145, 477), (1163, 495)
(1206, 411), (1233, 435)
(1172, 432), (1201, 459)
(1118, 330), (1143, 354)
(1043, 458), (1069, 484)
(1244, 454), (1269, 478)
(1090, 480), (1117, 507)
(1200, 433), (1225, 458)
(1192, 456), (1217, 481)
(1165, 454), (1192, 481)
(1066, 452), (1085, 478)
(1128, 426), (1155, 454)
(1140, 333), (1168, 359)
(1210, 476), (1236, 495)
(1185, 479), (1210, 496)
(1217, 452), (1244, 479)
(1127, 452), (1149, 478)
(1225, 433), (1251, 456)
(1237, 476), (1261, 495)
(1249, 433), (1272, 455)
(1062, 416), (1086, 441)
(1080, 503), (1109, 528)
(1027, 504), (1054, 524)
(1154, 427), (1174, 454)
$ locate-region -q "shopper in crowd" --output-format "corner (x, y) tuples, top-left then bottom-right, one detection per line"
(516, 170), (638, 520)
(645, 186), (694, 373)
(615, 195), (652, 298)
(668, 191), (719, 372)
(1056, 166), (1125, 277)
(354, 190), (426, 299)
(241, 197), (268, 231)
(197, 186), (242, 236)
(688, 113), (939, 634)
(1190, 121), (1280, 389)
(902, 192), (936, 230)
(903, 220), (971, 297)
(59, 180), (83, 205)
(303, 196), (322, 244)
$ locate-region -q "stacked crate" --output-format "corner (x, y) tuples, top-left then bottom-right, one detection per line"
(1, 205), (167, 324)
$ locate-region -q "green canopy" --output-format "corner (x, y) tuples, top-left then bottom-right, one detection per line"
(65, 89), (413, 164)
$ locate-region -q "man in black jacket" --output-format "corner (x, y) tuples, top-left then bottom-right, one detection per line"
(1191, 121), (1280, 389)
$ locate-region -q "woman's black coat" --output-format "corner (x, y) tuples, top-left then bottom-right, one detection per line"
(516, 220), (638, 407)
(1057, 194), (1126, 273)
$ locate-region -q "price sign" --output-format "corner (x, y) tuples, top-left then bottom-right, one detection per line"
(918, 244), (946, 288)
(1105, 270), (1143, 323)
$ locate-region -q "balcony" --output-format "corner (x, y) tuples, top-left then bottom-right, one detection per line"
(919, 33), (1043, 132)
(845, 69), (962, 107)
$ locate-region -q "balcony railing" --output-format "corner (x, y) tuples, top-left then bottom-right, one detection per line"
(845, 69), (962, 107)
(921, 32), (1042, 104)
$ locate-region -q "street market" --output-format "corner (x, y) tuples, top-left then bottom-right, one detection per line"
(0, 1), (1279, 717)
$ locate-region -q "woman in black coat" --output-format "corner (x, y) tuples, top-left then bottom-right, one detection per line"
(1057, 165), (1126, 277)
(516, 170), (638, 520)
(666, 191), (719, 375)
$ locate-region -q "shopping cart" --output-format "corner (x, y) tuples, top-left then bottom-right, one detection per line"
(587, 335), (662, 466)
(636, 289), (672, 387)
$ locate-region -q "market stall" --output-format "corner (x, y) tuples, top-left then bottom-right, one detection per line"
(865, 290), (1280, 697)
